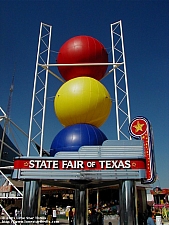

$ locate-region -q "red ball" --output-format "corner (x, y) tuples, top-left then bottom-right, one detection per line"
(57, 35), (108, 81)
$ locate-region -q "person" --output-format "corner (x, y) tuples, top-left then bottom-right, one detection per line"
(44, 207), (47, 221)
(66, 207), (69, 221)
(97, 209), (103, 225)
(18, 208), (21, 218)
(69, 208), (74, 225)
(52, 207), (57, 223)
(147, 211), (155, 225)
(14, 208), (19, 219)
(14, 208), (18, 219)
(47, 207), (52, 225)
(72, 207), (76, 225)
(89, 209), (98, 225)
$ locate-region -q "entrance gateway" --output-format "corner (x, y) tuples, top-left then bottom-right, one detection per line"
(12, 21), (156, 225)
(13, 118), (156, 225)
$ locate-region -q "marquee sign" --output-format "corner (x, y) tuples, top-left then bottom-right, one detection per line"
(12, 140), (147, 181)
(12, 118), (156, 184)
(14, 158), (145, 170)
(129, 116), (156, 184)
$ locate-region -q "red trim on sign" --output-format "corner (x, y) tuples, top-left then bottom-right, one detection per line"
(14, 158), (146, 170)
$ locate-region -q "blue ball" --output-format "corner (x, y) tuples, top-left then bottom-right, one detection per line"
(50, 123), (107, 156)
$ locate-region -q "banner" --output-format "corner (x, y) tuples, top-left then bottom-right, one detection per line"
(14, 158), (145, 170)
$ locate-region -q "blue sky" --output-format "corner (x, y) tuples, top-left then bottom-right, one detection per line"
(0, 1), (169, 188)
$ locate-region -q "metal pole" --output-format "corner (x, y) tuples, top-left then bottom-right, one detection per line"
(22, 180), (41, 224)
(86, 188), (89, 225)
(75, 185), (86, 225)
(119, 180), (136, 225)
(96, 188), (99, 211)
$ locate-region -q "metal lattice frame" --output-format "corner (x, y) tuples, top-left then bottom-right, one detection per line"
(27, 23), (52, 156)
(27, 20), (131, 156)
(111, 21), (131, 140)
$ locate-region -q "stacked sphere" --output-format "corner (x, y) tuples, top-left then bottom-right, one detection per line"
(50, 35), (112, 156)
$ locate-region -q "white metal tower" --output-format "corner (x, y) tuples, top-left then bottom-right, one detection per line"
(27, 23), (52, 156)
(111, 21), (131, 140)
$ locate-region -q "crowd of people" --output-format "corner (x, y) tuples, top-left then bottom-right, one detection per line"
(40, 206), (59, 224)
(138, 207), (156, 225)
(41, 205), (159, 225)
(88, 208), (104, 225)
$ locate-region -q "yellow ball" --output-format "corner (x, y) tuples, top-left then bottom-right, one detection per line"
(54, 77), (112, 127)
